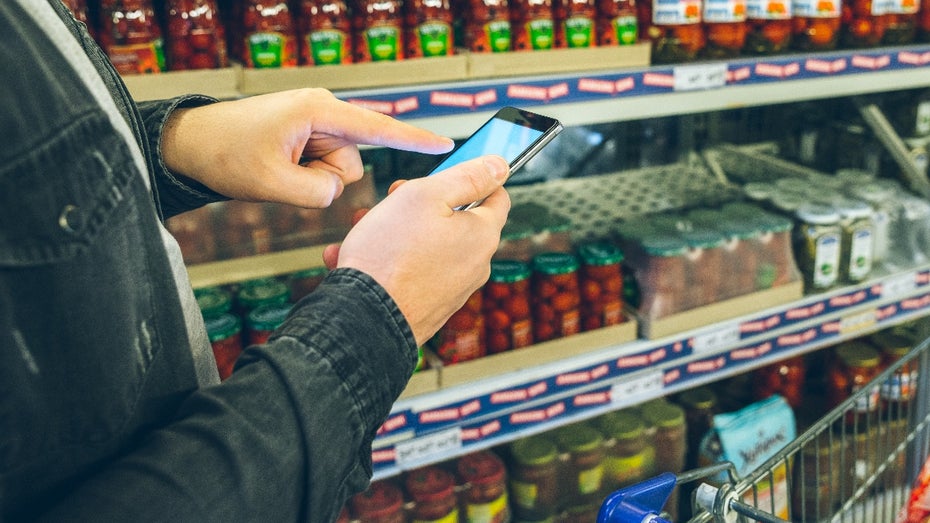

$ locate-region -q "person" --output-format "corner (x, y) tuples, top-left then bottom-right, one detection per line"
(0, 1), (511, 521)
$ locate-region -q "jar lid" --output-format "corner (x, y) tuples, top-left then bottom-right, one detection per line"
(555, 423), (604, 453)
(870, 331), (913, 359)
(247, 303), (293, 332)
(722, 202), (763, 218)
(597, 411), (645, 440)
(835, 168), (875, 185)
(405, 466), (455, 502)
(771, 193), (806, 214)
(681, 229), (726, 249)
(743, 182), (777, 201)
(836, 342), (881, 368)
(195, 286), (231, 318)
(719, 217), (759, 240)
(237, 278), (290, 310)
(288, 266), (328, 280)
(641, 402), (685, 429)
(641, 236), (688, 257)
(677, 386), (718, 411)
(832, 198), (873, 220)
(489, 259), (532, 283)
(456, 450), (506, 486)
(615, 219), (656, 242)
(850, 182), (895, 203)
(350, 481), (404, 518)
(501, 220), (535, 241)
(204, 313), (241, 342)
(532, 252), (579, 275)
(795, 203), (841, 225)
(774, 177), (810, 194)
(754, 211), (794, 233)
(686, 209), (723, 226)
(510, 435), (558, 466)
(577, 241), (624, 266)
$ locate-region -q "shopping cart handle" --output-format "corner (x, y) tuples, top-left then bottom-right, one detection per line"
(597, 472), (676, 523)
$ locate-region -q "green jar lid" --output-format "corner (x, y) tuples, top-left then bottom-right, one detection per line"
(289, 266), (329, 280)
(540, 211), (573, 232)
(510, 435), (558, 466)
(870, 331), (913, 359)
(836, 342), (881, 368)
(743, 182), (777, 202)
(641, 236), (688, 257)
(771, 193), (807, 214)
(247, 303), (293, 332)
(597, 411), (645, 440)
(774, 177), (810, 194)
(722, 202), (764, 218)
(577, 241), (624, 266)
(555, 423), (604, 453)
(237, 278), (290, 310)
(615, 219), (656, 242)
(641, 402), (685, 429)
(835, 168), (875, 185)
(686, 209), (723, 226)
(719, 216), (760, 240)
(532, 252), (579, 275)
(196, 286), (232, 318)
(489, 259), (532, 283)
(204, 313), (241, 342)
(754, 211), (794, 233)
(678, 386), (718, 411)
(796, 203), (841, 226)
(681, 229), (726, 249)
(851, 182), (895, 204)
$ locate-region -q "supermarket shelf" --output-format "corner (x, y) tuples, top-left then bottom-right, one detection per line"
(186, 245), (326, 290)
(369, 263), (930, 480)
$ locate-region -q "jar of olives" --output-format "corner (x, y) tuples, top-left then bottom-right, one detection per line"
(834, 198), (875, 284)
(531, 252), (582, 343)
(484, 260), (534, 354)
(578, 242), (626, 331)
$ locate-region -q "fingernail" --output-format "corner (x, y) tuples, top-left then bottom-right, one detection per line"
(483, 156), (509, 182)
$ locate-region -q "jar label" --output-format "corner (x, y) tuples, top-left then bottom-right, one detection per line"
(510, 480), (539, 508)
(487, 20), (513, 52)
(307, 29), (348, 65)
(885, 0), (919, 14)
(465, 493), (509, 523)
(703, 0), (748, 22)
(577, 464), (604, 494)
(247, 32), (294, 68)
(847, 227), (874, 281)
(365, 25), (401, 60)
(107, 40), (166, 74)
(412, 507), (459, 523)
(791, 0), (839, 18)
(881, 369), (917, 401)
(563, 16), (595, 47)
(611, 15), (639, 43)
(417, 21), (452, 56)
(652, 0), (703, 25)
(512, 318), (533, 348)
(745, 0), (792, 19)
(604, 453), (648, 485)
(527, 18), (555, 49)
(811, 232), (840, 288)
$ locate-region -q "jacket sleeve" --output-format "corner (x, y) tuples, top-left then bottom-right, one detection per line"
(39, 268), (418, 523)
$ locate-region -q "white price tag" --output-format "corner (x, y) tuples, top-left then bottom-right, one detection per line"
(840, 309), (877, 334)
(882, 271), (918, 299)
(612, 370), (665, 403)
(674, 63), (728, 91)
(691, 324), (741, 354)
(394, 427), (463, 467)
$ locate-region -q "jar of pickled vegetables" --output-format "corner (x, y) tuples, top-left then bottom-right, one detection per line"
(511, 0), (557, 50)
(349, 480), (406, 523)
(404, 0), (455, 58)
(794, 203), (842, 292)
(406, 466), (460, 522)
(841, 0), (888, 47)
(598, 410), (653, 490)
(834, 198), (875, 284)
(461, 0), (514, 52)
(98, 0), (167, 74)
(752, 356), (806, 408)
(241, 0), (298, 67)
(205, 313), (243, 380)
(165, 0), (227, 70)
(596, 0), (639, 44)
(702, 0), (748, 58)
(246, 303), (293, 345)
(744, 0), (792, 53)
(298, 0), (352, 65)
(484, 260), (534, 354)
(719, 214), (760, 298)
(531, 252), (582, 343)
(681, 229), (726, 309)
(509, 436), (560, 521)
(555, 0), (598, 47)
(828, 342), (882, 429)
(353, 0), (404, 61)
(642, 402), (686, 521)
(578, 242), (626, 331)
(639, 0), (705, 63)
(434, 289), (486, 364)
(791, 0), (841, 50)
(457, 451), (511, 523)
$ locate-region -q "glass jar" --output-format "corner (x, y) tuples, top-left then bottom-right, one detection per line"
(287, 266), (329, 302)
(496, 221), (536, 262)
(597, 410), (653, 491)
(509, 436), (560, 521)
(578, 242), (626, 331)
(98, 0), (167, 74)
(596, 0), (639, 45)
(555, 0), (598, 48)
(457, 451), (511, 523)
(353, 0), (405, 61)
(406, 466), (460, 522)
(531, 252), (582, 342)
(165, 0), (227, 71)
(791, 0), (841, 50)
(298, 0), (353, 65)
(246, 303), (293, 345)
(636, 236), (688, 319)
(240, 0), (298, 67)
(794, 203), (843, 292)
(681, 229), (726, 310)
(642, 402), (686, 521)
(920, 0), (930, 40)
(349, 480), (406, 523)
(828, 342), (882, 430)
(236, 277), (290, 316)
(484, 260), (534, 354)
(717, 213), (760, 298)
(195, 286), (232, 319)
(841, 0), (888, 47)
(510, 0), (556, 50)
(639, 0), (705, 63)
(205, 312), (243, 380)
(883, 0), (919, 43)
(791, 432), (842, 521)
(404, 0), (455, 58)
(461, 0), (513, 52)
(677, 387), (718, 470)
(555, 423), (606, 506)
(834, 198), (875, 284)
(743, 0), (792, 53)
(871, 330), (918, 407)
(752, 356), (806, 409)
(433, 289), (486, 364)
(702, 0), (748, 58)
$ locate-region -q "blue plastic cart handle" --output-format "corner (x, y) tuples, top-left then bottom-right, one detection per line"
(597, 472), (677, 523)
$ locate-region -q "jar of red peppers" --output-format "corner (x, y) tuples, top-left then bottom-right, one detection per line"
(511, 0), (557, 50)
(578, 242), (625, 331)
(743, 0), (792, 53)
(484, 260), (534, 354)
(509, 436), (560, 521)
(752, 356), (806, 409)
(433, 289), (486, 364)
(404, 0), (455, 58)
(353, 0), (405, 61)
(457, 451), (511, 523)
(349, 480), (406, 523)
(841, 0), (888, 47)
(828, 341), (882, 430)
(405, 466), (460, 522)
(702, 0), (748, 58)
(98, 0), (167, 75)
(246, 303), (293, 345)
(531, 252), (582, 343)
(205, 312), (243, 380)
(462, 0), (514, 52)
(298, 0), (353, 66)
(791, 0), (841, 50)
(596, 0), (640, 45)
(555, 0), (598, 48)
(165, 0), (228, 71)
(240, 0), (298, 67)
(639, 0), (705, 63)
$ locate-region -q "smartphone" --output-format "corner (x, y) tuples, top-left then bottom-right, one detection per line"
(426, 106), (563, 209)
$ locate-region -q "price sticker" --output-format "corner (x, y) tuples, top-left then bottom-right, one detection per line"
(394, 427), (463, 467)
(691, 323), (741, 354)
(612, 370), (665, 403)
(840, 309), (877, 334)
(673, 63), (728, 91)
(882, 271), (917, 299)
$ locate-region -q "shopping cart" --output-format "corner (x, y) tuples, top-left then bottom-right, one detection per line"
(599, 334), (930, 523)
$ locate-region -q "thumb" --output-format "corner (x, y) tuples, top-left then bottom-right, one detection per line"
(430, 156), (509, 210)
(269, 161), (346, 208)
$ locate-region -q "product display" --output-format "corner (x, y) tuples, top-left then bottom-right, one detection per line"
(298, 0), (353, 65)
(432, 289), (487, 364)
(403, 0), (455, 57)
(97, 0), (167, 74)
(554, 0), (598, 48)
(483, 260), (535, 353)
(240, 0), (299, 67)
(165, 0), (227, 70)
(531, 252), (582, 342)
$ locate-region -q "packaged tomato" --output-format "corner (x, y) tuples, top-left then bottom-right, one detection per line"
(841, 0), (888, 47)
(353, 0), (404, 61)
(577, 242), (625, 331)
(639, 0), (705, 63)
(433, 289), (486, 364)
(791, 0), (841, 50)
(241, 0), (298, 67)
(531, 252), (581, 343)
(702, 0), (748, 57)
(98, 0), (167, 74)
(165, 0), (228, 71)
(510, 0), (556, 50)
(882, 0), (919, 43)
(297, 0), (352, 65)
(461, 0), (514, 52)
(744, 0), (791, 54)
(404, 0), (455, 57)
(554, 0), (598, 47)
(484, 260), (534, 354)
(596, 0), (640, 45)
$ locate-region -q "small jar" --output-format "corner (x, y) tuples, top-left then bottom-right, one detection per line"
(246, 303), (292, 345)
(791, 432), (842, 521)
(554, 0), (598, 48)
(406, 466), (460, 522)
(205, 313), (243, 380)
(457, 451), (511, 523)
(717, 213), (760, 298)
(681, 229), (726, 310)
(484, 260), (534, 354)
(577, 242), (626, 331)
(165, 0), (228, 70)
(642, 402), (686, 521)
(240, 0), (298, 67)
(461, 0), (513, 52)
(287, 266), (329, 302)
(920, 0), (930, 41)
(794, 203), (843, 292)
(597, 410), (653, 491)
(841, 0), (888, 47)
(297, 0), (353, 66)
(531, 252), (582, 343)
(756, 211), (797, 287)
(828, 342), (882, 430)
(885, 0), (920, 45)
(702, 0), (748, 58)
(871, 330), (918, 406)
(635, 236), (688, 318)
(433, 289), (486, 364)
(353, 0), (405, 61)
(834, 198), (875, 284)
(195, 286), (232, 319)
(404, 0), (455, 58)
(743, 0), (792, 53)
(509, 436), (560, 521)
(752, 356), (806, 409)
(349, 480), (406, 523)
(496, 222), (536, 262)
(555, 423), (606, 506)
(791, 0), (841, 50)
(97, 0), (167, 74)
(510, 0), (556, 50)
(677, 387), (719, 470)
(596, 0), (639, 45)
(639, 0), (706, 63)
(236, 278), (291, 316)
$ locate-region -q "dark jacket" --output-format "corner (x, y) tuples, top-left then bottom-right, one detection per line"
(0, 1), (416, 521)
